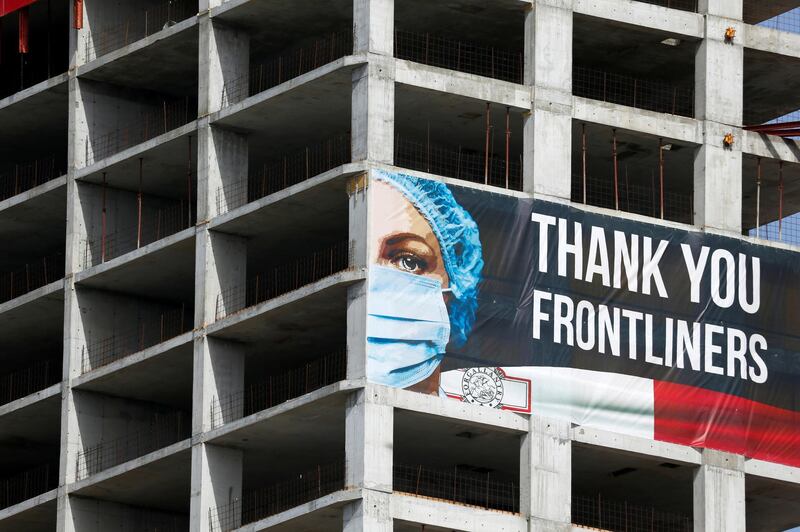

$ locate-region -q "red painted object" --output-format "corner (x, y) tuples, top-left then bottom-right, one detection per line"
(17, 5), (28, 53)
(1, 0), (36, 17)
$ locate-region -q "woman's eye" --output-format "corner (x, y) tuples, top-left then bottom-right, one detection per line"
(393, 254), (426, 273)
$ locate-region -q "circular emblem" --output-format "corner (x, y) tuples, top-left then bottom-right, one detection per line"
(461, 367), (504, 408)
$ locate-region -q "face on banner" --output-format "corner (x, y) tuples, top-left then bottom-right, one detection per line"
(365, 169), (800, 468)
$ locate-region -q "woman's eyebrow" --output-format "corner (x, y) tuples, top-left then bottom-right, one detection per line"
(383, 232), (433, 249)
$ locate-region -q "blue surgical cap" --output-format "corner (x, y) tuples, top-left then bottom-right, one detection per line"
(374, 169), (483, 346)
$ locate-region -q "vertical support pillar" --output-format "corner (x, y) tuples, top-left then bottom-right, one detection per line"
(352, 0), (395, 164)
(693, 449), (746, 532)
(524, 0), (573, 200)
(343, 388), (393, 532)
(191, 444), (244, 532)
(520, 415), (572, 531)
(693, 0), (743, 233)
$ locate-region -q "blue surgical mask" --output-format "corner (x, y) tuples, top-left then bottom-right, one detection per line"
(367, 265), (451, 388)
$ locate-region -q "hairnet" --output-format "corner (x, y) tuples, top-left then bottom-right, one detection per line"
(374, 169), (483, 346)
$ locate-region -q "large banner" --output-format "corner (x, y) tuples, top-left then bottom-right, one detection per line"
(366, 169), (800, 468)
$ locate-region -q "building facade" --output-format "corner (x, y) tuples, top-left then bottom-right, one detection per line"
(0, 0), (799, 530)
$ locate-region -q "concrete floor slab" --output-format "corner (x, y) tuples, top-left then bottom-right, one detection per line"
(73, 335), (193, 411)
(0, 491), (57, 532)
(79, 18), (200, 98)
(69, 440), (191, 513)
(75, 228), (196, 302)
(207, 270), (363, 350)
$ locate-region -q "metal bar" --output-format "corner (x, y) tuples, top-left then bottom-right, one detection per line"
(743, 121), (800, 132)
(756, 158), (761, 238)
(505, 107), (510, 189)
(484, 103), (491, 184)
(582, 124), (587, 204)
(137, 159), (143, 248)
(659, 138), (665, 220)
(612, 128), (619, 210)
(101, 172), (108, 263)
(187, 136), (193, 227)
(779, 162), (784, 241)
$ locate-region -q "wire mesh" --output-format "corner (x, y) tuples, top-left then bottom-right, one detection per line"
(94, 506), (189, 532)
(215, 241), (354, 321)
(210, 350), (347, 429)
(84, 0), (196, 61)
(0, 155), (65, 202)
(221, 30), (354, 107)
(394, 135), (523, 191)
(82, 200), (194, 268)
(745, 5), (800, 34)
(393, 464), (518, 513)
(572, 174), (693, 225)
(0, 464), (57, 510)
(87, 97), (193, 164)
(215, 133), (351, 216)
(75, 410), (190, 480)
(81, 305), (190, 373)
(633, 0), (698, 12)
(572, 493), (692, 532)
(208, 461), (345, 532)
(0, 253), (64, 304)
(0, 359), (61, 406)
(573, 66), (694, 118)
(394, 30), (523, 84)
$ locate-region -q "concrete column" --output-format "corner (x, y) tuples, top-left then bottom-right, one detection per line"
(199, 18), (250, 117)
(190, 443), (244, 532)
(197, 124), (249, 222)
(346, 174), (369, 380)
(354, 0), (393, 56)
(520, 415), (572, 531)
(195, 230), (246, 328)
(191, 337), (245, 435)
(351, 61), (395, 165)
(693, 2), (743, 233)
(693, 449), (746, 532)
(343, 489), (392, 532)
(344, 388), (393, 531)
(524, 0), (574, 200)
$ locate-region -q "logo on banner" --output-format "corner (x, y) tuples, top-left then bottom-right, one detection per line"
(461, 367), (504, 408)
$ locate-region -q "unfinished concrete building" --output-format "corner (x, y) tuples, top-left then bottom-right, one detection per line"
(0, 0), (799, 530)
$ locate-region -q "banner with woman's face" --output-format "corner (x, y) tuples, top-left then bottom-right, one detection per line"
(365, 168), (800, 468)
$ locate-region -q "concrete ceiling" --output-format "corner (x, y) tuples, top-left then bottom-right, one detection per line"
(209, 280), (352, 355)
(76, 234), (196, 302)
(0, 498), (57, 532)
(573, 120), (696, 195)
(0, 81), (68, 164)
(71, 448), (191, 513)
(213, 0), (353, 56)
(746, 475), (800, 531)
(0, 288), (64, 369)
(744, 48), (800, 125)
(214, 66), (354, 165)
(742, 154), (800, 229)
(743, 1), (800, 24)
(0, 183), (67, 269)
(572, 442), (695, 516)
(574, 13), (699, 86)
(211, 392), (346, 485)
(78, 131), (198, 200)
(0, 392), (61, 473)
(394, 409), (521, 483)
(80, 27), (200, 98)
(396, 0), (525, 51)
(395, 84), (526, 159)
(75, 342), (194, 411)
